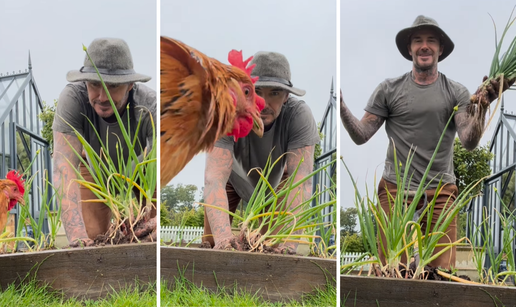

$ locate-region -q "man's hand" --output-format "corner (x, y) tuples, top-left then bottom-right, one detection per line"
(204, 147), (234, 247)
(53, 132), (91, 245)
(213, 234), (245, 251)
(270, 243), (297, 255)
(133, 216), (156, 239)
(340, 90), (385, 145)
(472, 75), (515, 105)
(69, 237), (95, 248)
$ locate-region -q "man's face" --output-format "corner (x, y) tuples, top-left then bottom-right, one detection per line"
(85, 81), (134, 118)
(408, 29), (443, 71)
(255, 87), (289, 127)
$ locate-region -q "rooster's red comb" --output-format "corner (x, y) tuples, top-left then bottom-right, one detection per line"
(228, 50), (259, 84)
(6, 170), (25, 195)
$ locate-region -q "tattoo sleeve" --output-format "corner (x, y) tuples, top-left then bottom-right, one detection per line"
(455, 104), (488, 151)
(204, 147), (233, 243)
(279, 145), (315, 244)
(286, 146), (315, 208)
(340, 95), (385, 145)
(53, 131), (89, 242)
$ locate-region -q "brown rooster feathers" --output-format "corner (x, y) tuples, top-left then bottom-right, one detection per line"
(160, 37), (265, 186)
(0, 170), (26, 233)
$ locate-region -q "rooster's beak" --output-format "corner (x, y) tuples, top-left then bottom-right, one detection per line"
(252, 111), (264, 138)
(16, 196), (25, 206)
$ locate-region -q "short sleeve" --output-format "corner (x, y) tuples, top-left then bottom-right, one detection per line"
(52, 83), (86, 135)
(454, 84), (470, 116)
(364, 83), (389, 118)
(214, 135), (235, 151)
(287, 101), (320, 151)
(133, 84), (157, 151)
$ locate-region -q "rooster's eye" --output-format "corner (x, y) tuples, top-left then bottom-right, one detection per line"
(244, 89), (250, 96)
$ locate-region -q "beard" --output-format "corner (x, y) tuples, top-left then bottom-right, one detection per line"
(413, 51), (437, 72)
(91, 90), (130, 119)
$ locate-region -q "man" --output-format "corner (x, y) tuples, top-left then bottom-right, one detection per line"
(340, 16), (510, 269)
(52, 38), (157, 247)
(202, 51), (320, 252)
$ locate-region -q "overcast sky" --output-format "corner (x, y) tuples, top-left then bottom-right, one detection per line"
(6, 0), (512, 215)
(339, 0), (516, 209)
(1, 0), (157, 104)
(162, 0), (337, 200)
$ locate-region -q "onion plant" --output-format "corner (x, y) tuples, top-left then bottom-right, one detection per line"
(472, 7), (516, 128)
(201, 154), (336, 254)
(342, 107), (478, 279)
(58, 45), (157, 244)
(0, 231), (35, 249)
(15, 170), (61, 251)
(306, 198), (337, 258)
(4, 149), (63, 251)
(472, 193), (516, 286)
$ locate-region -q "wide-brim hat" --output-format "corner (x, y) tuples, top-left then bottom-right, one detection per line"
(395, 15), (454, 62)
(67, 38), (151, 84)
(250, 51), (305, 96)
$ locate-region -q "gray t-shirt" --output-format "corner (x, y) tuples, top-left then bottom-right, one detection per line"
(53, 82), (156, 170)
(365, 72), (469, 190)
(215, 97), (320, 201)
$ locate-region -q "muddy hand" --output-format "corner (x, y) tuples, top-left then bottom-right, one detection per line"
(213, 235), (244, 251)
(138, 229), (156, 243)
(133, 216), (156, 238)
(69, 237), (94, 248)
(271, 243), (297, 255)
(482, 75), (514, 104)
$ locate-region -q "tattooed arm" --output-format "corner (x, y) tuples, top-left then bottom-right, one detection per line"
(286, 145), (315, 209)
(455, 106), (488, 151)
(340, 91), (385, 145)
(276, 145), (315, 253)
(204, 147), (238, 249)
(53, 131), (93, 246)
(457, 76), (514, 151)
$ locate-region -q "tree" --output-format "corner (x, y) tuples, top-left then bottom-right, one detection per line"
(501, 172), (515, 211)
(340, 207), (358, 235)
(341, 233), (366, 253)
(160, 184), (198, 212)
(453, 137), (494, 238)
(454, 137), (493, 195)
(170, 207), (204, 227)
(160, 202), (172, 227)
(38, 100), (57, 154)
(314, 122), (324, 160)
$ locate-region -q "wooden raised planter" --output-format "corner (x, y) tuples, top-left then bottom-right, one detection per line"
(0, 243), (156, 300)
(341, 275), (516, 307)
(161, 246), (336, 302)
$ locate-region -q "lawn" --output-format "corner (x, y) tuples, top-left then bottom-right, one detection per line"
(0, 279), (156, 307)
(160, 274), (336, 307)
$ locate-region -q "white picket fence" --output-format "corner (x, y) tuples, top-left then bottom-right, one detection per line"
(341, 252), (370, 270)
(161, 226), (204, 244)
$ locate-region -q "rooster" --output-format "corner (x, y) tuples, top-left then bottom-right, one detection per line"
(160, 36), (265, 186)
(0, 170), (26, 233)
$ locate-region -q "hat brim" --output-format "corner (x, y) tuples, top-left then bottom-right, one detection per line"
(254, 80), (306, 96)
(66, 70), (151, 84)
(395, 24), (454, 62)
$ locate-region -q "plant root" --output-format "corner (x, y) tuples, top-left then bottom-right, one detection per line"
(88, 217), (156, 246)
(436, 270), (481, 284)
(370, 261), (475, 283)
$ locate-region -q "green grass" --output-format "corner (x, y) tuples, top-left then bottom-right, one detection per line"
(160, 274), (336, 307)
(0, 279), (156, 307)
